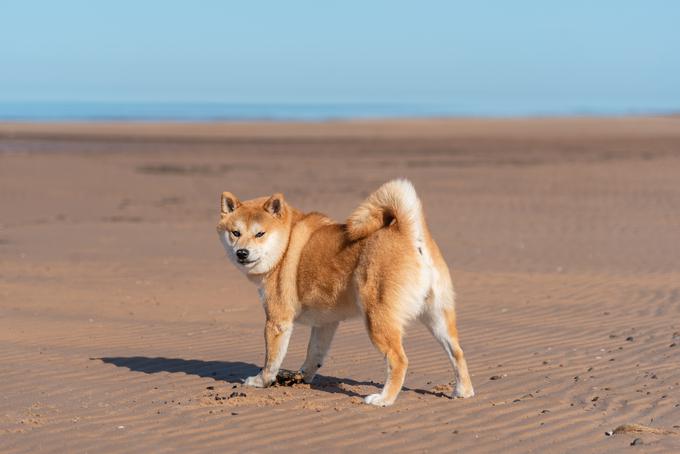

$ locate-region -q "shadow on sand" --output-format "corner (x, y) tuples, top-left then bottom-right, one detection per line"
(96, 356), (449, 399)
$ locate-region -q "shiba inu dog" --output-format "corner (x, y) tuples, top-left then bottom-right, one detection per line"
(216, 179), (474, 406)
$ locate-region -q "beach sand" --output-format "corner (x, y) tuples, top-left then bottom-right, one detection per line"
(1, 117), (680, 452)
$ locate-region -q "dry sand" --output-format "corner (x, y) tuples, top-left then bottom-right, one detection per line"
(1, 117), (680, 452)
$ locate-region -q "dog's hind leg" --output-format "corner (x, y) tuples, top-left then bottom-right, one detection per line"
(363, 312), (408, 407)
(299, 321), (339, 383)
(421, 304), (474, 398)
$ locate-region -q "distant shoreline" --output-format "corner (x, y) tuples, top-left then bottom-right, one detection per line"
(2, 116), (680, 142)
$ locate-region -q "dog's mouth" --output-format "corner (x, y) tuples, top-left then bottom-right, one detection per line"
(237, 258), (258, 266)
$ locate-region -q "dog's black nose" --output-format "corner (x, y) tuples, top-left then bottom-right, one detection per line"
(236, 249), (249, 260)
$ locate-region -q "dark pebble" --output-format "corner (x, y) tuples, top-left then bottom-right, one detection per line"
(626, 336), (634, 342)
(206, 386), (215, 390)
(489, 375), (502, 380)
(630, 438), (643, 446)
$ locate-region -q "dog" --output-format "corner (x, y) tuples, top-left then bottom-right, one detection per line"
(216, 179), (474, 406)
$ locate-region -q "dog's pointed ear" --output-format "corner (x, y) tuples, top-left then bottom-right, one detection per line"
(221, 192), (241, 214)
(263, 193), (285, 217)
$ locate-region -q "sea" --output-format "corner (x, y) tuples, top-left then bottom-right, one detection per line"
(0, 101), (677, 122)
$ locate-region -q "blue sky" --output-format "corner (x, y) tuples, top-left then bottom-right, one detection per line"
(1, 1), (679, 113)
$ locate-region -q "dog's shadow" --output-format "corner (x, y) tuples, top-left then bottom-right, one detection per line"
(96, 357), (448, 399)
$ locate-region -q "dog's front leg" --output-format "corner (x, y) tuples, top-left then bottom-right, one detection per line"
(244, 318), (293, 387)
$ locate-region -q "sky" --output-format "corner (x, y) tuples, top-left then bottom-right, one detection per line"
(1, 1), (679, 114)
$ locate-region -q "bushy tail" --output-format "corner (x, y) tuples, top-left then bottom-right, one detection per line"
(346, 179), (424, 242)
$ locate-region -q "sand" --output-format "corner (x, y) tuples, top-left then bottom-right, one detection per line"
(1, 117), (680, 452)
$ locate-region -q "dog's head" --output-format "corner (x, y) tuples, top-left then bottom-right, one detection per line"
(216, 191), (291, 275)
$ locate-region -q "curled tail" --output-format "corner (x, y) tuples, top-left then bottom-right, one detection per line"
(346, 179), (424, 242)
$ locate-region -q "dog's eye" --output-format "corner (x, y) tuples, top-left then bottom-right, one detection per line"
(255, 231), (265, 238)
(231, 230), (241, 237)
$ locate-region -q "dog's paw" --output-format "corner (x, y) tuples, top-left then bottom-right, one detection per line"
(453, 385), (475, 399)
(244, 374), (269, 388)
(364, 393), (394, 407)
(299, 369), (316, 384)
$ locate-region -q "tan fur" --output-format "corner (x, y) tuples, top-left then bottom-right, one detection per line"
(216, 179), (474, 406)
